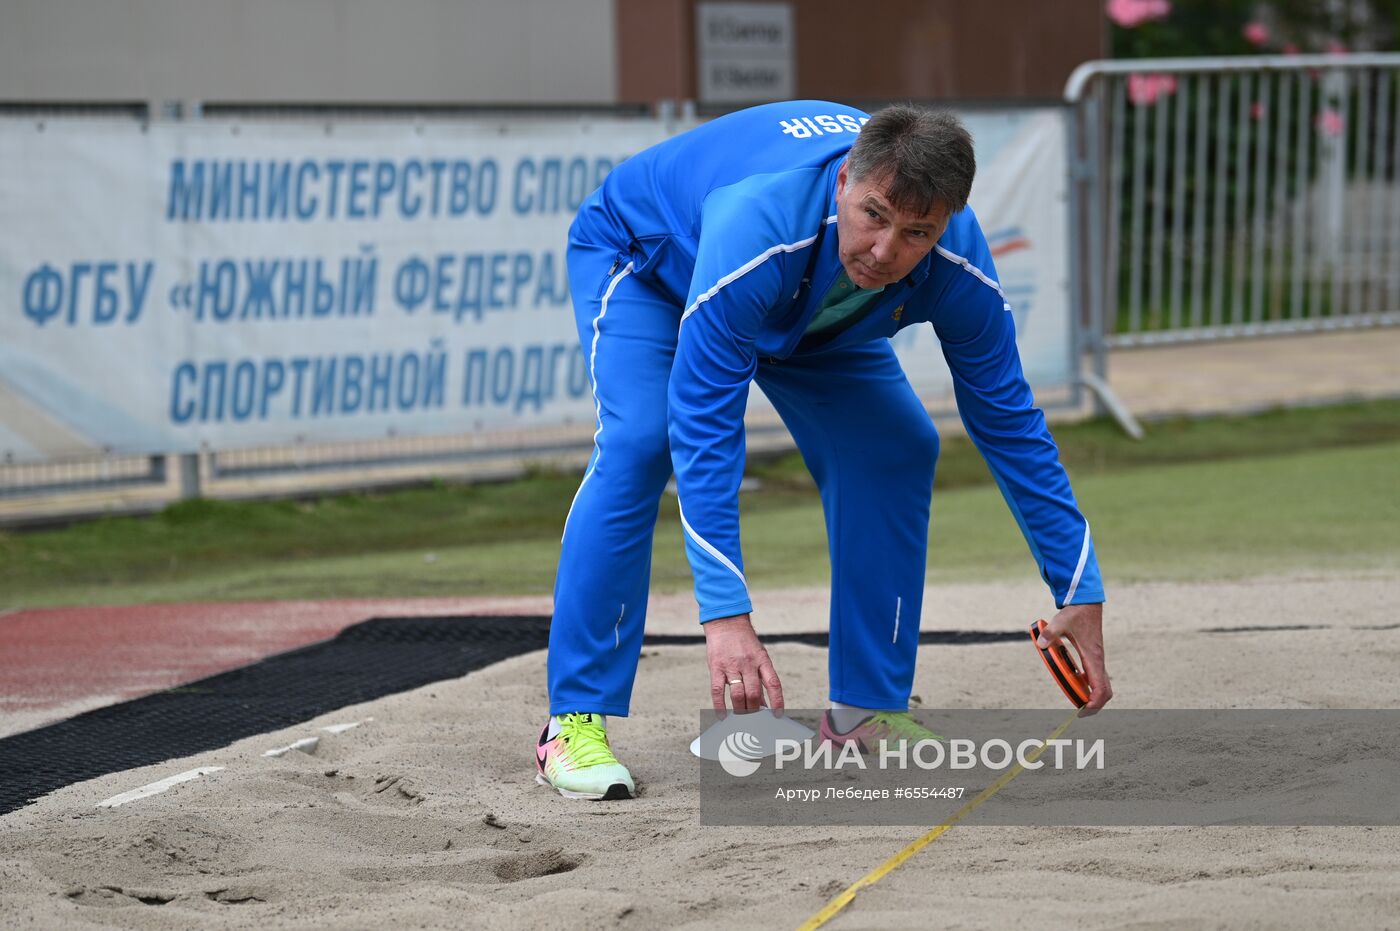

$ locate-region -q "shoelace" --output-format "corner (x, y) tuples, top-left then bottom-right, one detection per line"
(869, 711), (944, 743)
(557, 714), (620, 767)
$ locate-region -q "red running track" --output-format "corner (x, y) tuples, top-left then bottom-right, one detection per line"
(0, 598), (546, 738)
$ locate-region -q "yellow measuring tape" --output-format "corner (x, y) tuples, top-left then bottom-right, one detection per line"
(796, 711), (1079, 931)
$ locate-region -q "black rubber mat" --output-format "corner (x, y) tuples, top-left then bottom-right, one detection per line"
(0, 615), (1022, 816)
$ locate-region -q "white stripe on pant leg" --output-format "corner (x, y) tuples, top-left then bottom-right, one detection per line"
(892, 596), (902, 644)
(562, 261), (635, 541)
(614, 603), (624, 649)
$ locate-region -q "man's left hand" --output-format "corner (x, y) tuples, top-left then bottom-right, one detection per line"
(1036, 603), (1112, 716)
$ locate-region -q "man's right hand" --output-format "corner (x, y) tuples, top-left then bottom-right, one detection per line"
(1037, 602), (1113, 716)
(704, 614), (784, 714)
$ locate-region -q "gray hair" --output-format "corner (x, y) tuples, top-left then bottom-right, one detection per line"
(846, 105), (975, 216)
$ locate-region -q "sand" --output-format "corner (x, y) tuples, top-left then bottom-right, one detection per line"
(3, 571), (1399, 930)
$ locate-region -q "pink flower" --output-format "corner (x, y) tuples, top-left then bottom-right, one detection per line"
(1250, 101), (1267, 120)
(1243, 21), (1270, 47)
(1106, 0), (1172, 28)
(1282, 42), (1299, 55)
(1128, 73), (1178, 106)
(1316, 108), (1345, 136)
(1326, 39), (1349, 54)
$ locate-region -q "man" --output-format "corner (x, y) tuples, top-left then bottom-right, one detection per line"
(534, 101), (1112, 801)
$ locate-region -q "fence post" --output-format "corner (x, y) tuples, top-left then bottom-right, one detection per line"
(177, 453), (201, 500)
(1068, 86), (1113, 415)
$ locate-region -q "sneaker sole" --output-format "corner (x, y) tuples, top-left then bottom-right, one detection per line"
(534, 771), (633, 801)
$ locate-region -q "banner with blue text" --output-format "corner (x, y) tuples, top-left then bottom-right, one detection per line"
(0, 110), (1069, 463)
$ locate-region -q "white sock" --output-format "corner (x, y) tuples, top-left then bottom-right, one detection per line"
(829, 701), (873, 733)
(548, 713), (606, 739)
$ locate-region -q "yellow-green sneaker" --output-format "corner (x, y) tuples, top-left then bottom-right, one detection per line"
(819, 710), (944, 752)
(534, 713), (636, 800)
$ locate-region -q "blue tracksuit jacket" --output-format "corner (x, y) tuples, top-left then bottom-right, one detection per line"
(570, 100), (1104, 621)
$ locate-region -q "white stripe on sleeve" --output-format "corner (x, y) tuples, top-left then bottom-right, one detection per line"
(677, 500), (750, 596)
(1064, 521), (1092, 605)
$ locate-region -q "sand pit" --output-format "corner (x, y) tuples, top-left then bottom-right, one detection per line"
(2, 572), (1399, 929)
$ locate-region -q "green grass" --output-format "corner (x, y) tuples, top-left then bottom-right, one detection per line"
(3, 400), (1398, 608)
(751, 397), (1400, 493)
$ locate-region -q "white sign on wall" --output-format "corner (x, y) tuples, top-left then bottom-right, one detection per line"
(696, 2), (795, 104)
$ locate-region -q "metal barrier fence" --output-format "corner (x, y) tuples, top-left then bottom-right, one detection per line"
(1066, 53), (1400, 369)
(0, 433), (599, 528)
(0, 403), (858, 526)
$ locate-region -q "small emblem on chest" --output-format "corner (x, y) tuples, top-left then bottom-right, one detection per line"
(892, 305), (904, 322)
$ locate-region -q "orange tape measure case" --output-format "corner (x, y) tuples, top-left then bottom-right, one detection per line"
(1029, 619), (1091, 708)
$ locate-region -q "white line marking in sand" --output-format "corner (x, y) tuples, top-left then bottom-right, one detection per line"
(321, 718), (371, 734)
(262, 737), (320, 758)
(97, 767), (225, 808)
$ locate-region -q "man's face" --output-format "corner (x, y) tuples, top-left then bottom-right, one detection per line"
(834, 162), (952, 289)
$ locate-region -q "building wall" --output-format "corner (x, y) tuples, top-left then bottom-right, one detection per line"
(618, 0), (1107, 105)
(1, 0), (1103, 107)
(615, 0), (696, 103)
(0, 0), (618, 104)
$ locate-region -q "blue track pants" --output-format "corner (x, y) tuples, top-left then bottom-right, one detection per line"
(548, 239), (939, 716)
